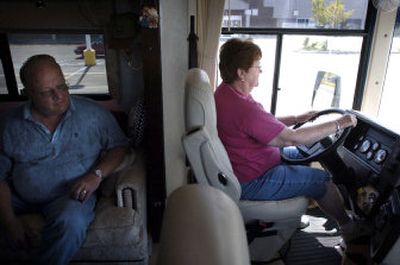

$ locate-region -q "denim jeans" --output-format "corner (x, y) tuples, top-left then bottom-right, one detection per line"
(11, 192), (96, 265)
(241, 147), (329, 201)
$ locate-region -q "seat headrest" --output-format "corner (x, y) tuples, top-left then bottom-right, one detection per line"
(156, 184), (250, 265)
(184, 68), (217, 135)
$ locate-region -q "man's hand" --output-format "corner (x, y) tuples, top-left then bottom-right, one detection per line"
(70, 146), (128, 202)
(0, 180), (33, 250)
(5, 218), (33, 250)
(70, 173), (101, 203)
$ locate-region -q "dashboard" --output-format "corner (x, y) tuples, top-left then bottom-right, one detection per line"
(337, 111), (400, 263)
(348, 129), (391, 172)
(340, 111), (400, 190)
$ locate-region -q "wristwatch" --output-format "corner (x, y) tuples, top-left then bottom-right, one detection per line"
(93, 169), (104, 180)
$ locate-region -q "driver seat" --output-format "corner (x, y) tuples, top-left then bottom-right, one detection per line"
(182, 68), (309, 262)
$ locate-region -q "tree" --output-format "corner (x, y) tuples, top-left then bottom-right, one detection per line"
(312, 0), (329, 27)
(312, 0), (353, 28)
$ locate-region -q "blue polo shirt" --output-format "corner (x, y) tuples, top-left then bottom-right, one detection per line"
(0, 96), (128, 203)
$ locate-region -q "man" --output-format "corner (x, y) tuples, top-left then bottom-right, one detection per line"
(0, 54), (129, 264)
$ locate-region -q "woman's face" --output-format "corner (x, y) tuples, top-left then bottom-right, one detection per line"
(239, 59), (262, 93)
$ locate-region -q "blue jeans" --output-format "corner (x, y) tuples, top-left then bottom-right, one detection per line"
(241, 147), (329, 201)
(11, 192), (96, 265)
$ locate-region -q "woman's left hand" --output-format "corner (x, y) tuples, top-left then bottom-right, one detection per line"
(296, 110), (318, 123)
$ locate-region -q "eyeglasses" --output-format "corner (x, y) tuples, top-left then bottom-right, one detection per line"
(251, 65), (262, 72)
(29, 82), (70, 98)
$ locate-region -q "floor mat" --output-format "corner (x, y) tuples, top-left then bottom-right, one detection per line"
(282, 208), (343, 265)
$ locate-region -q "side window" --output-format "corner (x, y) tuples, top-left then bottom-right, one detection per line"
(2, 33), (108, 97)
(276, 35), (362, 116)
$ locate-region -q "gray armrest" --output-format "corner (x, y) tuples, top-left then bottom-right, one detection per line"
(114, 152), (146, 211)
(182, 128), (242, 202)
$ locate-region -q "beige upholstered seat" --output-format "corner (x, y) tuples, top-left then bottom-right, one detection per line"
(0, 150), (148, 264)
(157, 184), (250, 265)
(182, 68), (308, 262)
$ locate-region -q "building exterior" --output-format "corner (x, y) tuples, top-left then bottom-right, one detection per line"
(223, 0), (368, 29)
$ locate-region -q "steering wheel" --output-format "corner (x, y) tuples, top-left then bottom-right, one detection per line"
(281, 109), (352, 163)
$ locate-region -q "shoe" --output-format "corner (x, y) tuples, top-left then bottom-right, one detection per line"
(341, 220), (372, 245)
(341, 242), (371, 265)
(297, 215), (310, 230)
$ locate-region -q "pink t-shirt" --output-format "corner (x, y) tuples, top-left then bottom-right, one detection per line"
(214, 82), (285, 183)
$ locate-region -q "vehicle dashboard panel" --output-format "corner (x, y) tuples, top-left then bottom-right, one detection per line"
(338, 111), (400, 195)
(343, 112), (397, 175)
(339, 112), (400, 263)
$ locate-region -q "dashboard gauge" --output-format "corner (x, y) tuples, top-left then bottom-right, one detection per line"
(359, 139), (371, 153)
(366, 151), (374, 160)
(374, 149), (387, 164)
(372, 142), (380, 151)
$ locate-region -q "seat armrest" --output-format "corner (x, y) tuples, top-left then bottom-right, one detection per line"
(183, 128), (242, 202)
(114, 152), (146, 211)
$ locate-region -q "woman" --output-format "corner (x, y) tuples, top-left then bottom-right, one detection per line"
(214, 38), (363, 245)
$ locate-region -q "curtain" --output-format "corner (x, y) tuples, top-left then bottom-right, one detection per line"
(196, 0), (225, 89)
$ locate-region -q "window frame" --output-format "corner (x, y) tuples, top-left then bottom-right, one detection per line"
(220, 2), (377, 114)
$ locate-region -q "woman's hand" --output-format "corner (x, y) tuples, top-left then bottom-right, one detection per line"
(295, 110), (318, 124)
(337, 114), (357, 129)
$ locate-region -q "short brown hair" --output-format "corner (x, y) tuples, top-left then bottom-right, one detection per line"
(20, 54), (62, 89)
(219, 38), (262, 84)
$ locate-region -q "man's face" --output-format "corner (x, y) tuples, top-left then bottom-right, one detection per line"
(28, 63), (70, 117)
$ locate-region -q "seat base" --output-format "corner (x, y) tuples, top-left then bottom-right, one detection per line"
(239, 197), (309, 223)
(240, 196), (309, 262)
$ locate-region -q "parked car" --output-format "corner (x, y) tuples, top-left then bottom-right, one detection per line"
(74, 40), (105, 57)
